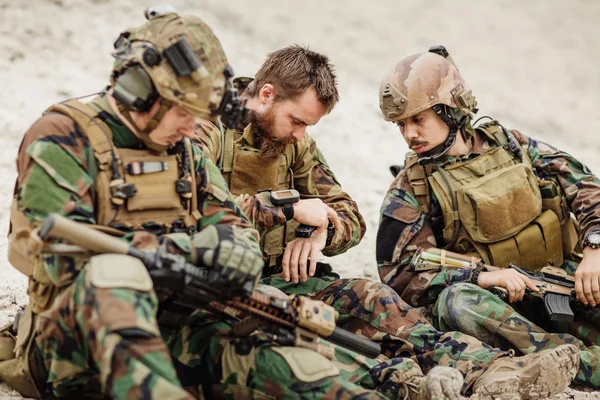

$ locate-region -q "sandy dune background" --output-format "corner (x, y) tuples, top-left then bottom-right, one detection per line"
(0, 0), (599, 398)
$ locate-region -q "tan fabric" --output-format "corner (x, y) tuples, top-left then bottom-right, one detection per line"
(87, 254), (153, 291)
(271, 347), (339, 383)
(405, 122), (566, 271)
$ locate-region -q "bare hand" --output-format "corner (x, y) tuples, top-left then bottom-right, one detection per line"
(477, 269), (539, 303)
(281, 229), (328, 283)
(574, 247), (600, 307)
(293, 199), (342, 231)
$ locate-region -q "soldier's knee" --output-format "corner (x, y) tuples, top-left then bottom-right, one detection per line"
(82, 254), (160, 336)
(438, 283), (485, 308)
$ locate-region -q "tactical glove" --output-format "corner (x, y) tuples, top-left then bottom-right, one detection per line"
(192, 224), (264, 287)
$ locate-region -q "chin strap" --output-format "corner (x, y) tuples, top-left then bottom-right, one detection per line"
(116, 99), (171, 153)
(417, 104), (466, 166)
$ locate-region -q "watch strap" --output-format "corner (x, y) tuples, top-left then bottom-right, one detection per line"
(282, 203), (294, 221)
(469, 263), (487, 285)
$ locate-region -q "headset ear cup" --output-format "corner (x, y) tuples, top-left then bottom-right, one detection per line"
(112, 65), (158, 112)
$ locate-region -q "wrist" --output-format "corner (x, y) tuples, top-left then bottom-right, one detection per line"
(281, 203), (294, 221)
(469, 264), (487, 286)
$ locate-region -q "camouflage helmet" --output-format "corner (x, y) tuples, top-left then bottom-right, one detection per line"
(379, 51), (477, 123)
(111, 5), (229, 121)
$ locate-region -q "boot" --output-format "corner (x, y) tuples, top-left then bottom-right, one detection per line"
(420, 366), (465, 400)
(397, 365), (465, 400)
(473, 344), (579, 400)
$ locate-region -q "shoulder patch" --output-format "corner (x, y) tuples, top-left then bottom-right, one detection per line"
(381, 195), (421, 224)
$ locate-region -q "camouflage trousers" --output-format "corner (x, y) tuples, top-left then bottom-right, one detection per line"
(32, 266), (191, 399)
(167, 309), (422, 399)
(431, 282), (600, 388)
(31, 266), (404, 399)
(260, 274), (509, 391)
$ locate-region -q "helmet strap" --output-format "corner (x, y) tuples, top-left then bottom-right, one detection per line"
(116, 99), (171, 153)
(417, 127), (458, 165)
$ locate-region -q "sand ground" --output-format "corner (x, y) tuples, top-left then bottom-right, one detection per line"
(0, 0), (599, 398)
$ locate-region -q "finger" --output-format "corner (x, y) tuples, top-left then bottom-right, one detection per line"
(290, 241), (303, 284)
(282, 244), (292, 282)
(583, 274), (595, 306)
(505, 281), (516, 303)
(326, 207), (342, 232)
(592, 277), (600, 305)
(298, 242), (311, 282)
(575, 273), (587, 305)
(309, 246), (319, 277)
(523, 276), (540, 292)
(515, 278), (526, 302)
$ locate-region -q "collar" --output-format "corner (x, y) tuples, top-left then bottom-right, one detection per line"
(236, 122), (258, 148)
(432, 131), (493, 167)
(87, 95), (142, 149)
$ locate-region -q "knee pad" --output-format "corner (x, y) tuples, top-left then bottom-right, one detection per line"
(271, 347), (339, 383)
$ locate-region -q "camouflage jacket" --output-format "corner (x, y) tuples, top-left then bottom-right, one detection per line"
(377, 126), (600, 306)
(197, 121), (366, 259)
(15, 96), (260, 287)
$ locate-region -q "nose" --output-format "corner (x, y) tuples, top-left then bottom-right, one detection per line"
(402, 121), (418, 141)
(292, 127), (306, 141)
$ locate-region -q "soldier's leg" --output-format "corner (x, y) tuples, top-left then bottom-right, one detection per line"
(169, 314), (399, 399)
(34, 255), (190, 399)
(432, 282), (600, 388)
(307, 278), (505, 389)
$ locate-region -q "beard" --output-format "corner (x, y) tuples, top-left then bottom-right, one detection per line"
(248, 107), (297, 162)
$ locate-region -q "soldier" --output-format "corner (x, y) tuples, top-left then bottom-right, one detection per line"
(376, 47), (600, 389)
(0, 7), (404, 400)
(197, 44), (580, 399)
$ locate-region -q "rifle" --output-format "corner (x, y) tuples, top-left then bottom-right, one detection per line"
(410, 248), (576, 322)
(31, 213), (381, 359)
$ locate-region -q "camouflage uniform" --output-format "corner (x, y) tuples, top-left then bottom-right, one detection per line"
(196, 121), (535, 395)
(0, 11), (397, 400)
(377, 127), (600, 388)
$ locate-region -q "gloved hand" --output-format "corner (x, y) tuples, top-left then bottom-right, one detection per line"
(192, 224), (264, 288)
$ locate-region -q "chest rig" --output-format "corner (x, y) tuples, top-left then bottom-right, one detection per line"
(405, 121), (579, 271)
(219, 125), (297, 271)
(8, 99), (200, 313)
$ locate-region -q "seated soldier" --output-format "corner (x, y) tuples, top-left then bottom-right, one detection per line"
(197, 44), (580, 399)
(376, 46), (600, 389)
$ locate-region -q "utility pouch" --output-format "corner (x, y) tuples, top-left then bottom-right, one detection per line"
(122, 153), (180, 211)
(456, 163), (542, 243)
(0, 305), (42, 399)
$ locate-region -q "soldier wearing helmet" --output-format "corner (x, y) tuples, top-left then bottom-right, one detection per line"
(0, 7), (271, 399)
(377, 46), (600, 389)
(194, 44), (583, 400)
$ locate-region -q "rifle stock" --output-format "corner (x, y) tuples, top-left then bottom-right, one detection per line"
(410, 247), (576, 322)
(34, 213), (382, 359)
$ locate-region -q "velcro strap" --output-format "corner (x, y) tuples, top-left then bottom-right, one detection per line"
(127, 161), (168, 175)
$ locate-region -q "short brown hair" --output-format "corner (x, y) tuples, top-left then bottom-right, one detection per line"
(245, 45), (339, 113)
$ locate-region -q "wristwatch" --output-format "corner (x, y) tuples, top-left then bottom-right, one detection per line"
(469, 263), (487, 285)
(270, 189), (300, 222)
(583, 230), (600, 250)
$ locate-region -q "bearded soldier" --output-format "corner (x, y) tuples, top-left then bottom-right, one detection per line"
(0, 7), (410, 400)
(376, 46), (600, 389)
(197, 44), (580, 399)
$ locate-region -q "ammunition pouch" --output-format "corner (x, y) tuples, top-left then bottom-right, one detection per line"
(0, 305), (42, 398)
(406, 123), (572, 271)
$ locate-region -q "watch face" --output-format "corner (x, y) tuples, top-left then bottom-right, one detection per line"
(588, 233), (600, 244)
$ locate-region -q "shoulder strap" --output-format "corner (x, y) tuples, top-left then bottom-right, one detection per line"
(404, 152), (431, 214)
(45, 99), (115, 169)
(184, 138), (201, 224)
